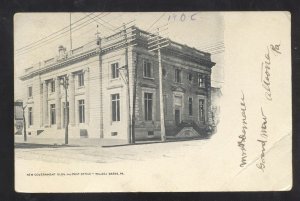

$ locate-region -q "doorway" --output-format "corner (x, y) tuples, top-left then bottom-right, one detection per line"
(175, 109), (181, 125)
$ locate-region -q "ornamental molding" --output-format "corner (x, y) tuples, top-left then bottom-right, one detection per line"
(20, 49), (99, 81)
(171, 85), (186, 93)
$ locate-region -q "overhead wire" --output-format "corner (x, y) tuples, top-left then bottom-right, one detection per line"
(83, 13), (115, 36)
(15, 13), (133, 57)
(15, 12), (96, 53)
(16, 24), (136, 67)
(15, 14), (105, 56)
(15, 13), (112, 56)
(90, 13), (116, 30)
(146, 13), (166, 32)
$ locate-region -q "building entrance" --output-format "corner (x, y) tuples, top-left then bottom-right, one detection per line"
(175, 109), (180, 125)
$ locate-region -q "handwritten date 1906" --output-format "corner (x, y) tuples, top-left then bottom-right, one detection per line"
(168, 13), (197, 22)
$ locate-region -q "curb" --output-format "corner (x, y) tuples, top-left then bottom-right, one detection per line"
(101, 137), (209, 148)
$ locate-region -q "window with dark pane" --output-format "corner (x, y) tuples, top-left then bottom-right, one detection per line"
(50, 104), (56, 125)
(143, 61), (152, 78)
(111, 62), (119, 79)
(144, 93), (153, 121)
(199, 99), (205, 121)
(78, 73), (84, 87)
(198, 73), (205, 88)
(28, 86), (32, 97)
(188, 73), (193, 82)
(50, 80), (55, 92)
(189, 97), (193, 116)
(111, 94), (120, 121)
(175, 69), (181, 83)
(28, 107), (33, 126)
(79, 100), (85, 123)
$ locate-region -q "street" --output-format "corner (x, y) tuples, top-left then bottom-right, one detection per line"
(15, 139), (209, 164)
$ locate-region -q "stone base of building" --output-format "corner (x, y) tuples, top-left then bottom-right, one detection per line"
(21, 122), (211, 142)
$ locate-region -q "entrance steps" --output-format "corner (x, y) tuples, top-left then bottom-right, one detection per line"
(166, 121), (209, 139)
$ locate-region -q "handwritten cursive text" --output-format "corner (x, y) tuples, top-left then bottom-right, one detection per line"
(256, 107), (268, 172)
(261, 43), (281, 101)
(238, 91), (247, 167)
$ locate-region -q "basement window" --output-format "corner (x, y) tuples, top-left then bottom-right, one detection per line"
(111, 132), (118, 136)
(148, 131), (154, 136)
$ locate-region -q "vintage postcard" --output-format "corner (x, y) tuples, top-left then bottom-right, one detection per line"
(14, 12), (292, 192)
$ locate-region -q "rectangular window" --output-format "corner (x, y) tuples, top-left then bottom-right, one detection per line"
(50, 104), (56, 125)
(199, 99), (205, 121)
(143, 61), (152, 78)
(28, 107), (33, 126)
(63, 102), (69, 128)
(144, 93), (153, 121)
(111, 94), (120, 121)
(78, 99), (85, 123)
(189, 97), (193, 116)
(188, 73), (193, 82)
(50, 81), (55, 93)
(175, 69), (181, 83)
(198, 74), (205, 87)
(111, 62), (119, 79)
(28, 86), (32, 98)
(78, 73), (84, 87)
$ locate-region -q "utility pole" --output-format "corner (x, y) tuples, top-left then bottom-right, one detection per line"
(122, 23), (132, 144)
(69, 13), (72, 50)
(131, 53), (139, 144)
(61, 76), (69, 144)
(96, 25), (104, 139)
(148, 27), (169, 142)
(118, 24), (137, 143)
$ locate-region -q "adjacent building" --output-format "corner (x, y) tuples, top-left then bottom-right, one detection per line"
(19, 26), (216, 141)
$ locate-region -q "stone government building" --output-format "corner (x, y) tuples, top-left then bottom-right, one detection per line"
(19, 26), (216, 141)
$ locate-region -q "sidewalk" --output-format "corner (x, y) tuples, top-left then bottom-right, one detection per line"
(14, 135), (127, 147)
(15, 135), (210, 148)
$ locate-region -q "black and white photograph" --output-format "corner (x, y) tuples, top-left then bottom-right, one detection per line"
(13, 12), (292, 192)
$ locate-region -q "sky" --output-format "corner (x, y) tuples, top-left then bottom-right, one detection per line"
(14, 12), (224, 100)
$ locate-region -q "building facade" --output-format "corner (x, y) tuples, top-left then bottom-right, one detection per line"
(19, 27), (216, 141)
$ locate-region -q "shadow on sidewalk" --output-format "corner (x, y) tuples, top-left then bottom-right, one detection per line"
(15, 143), (79, 149)
(102, 136), (211, 148)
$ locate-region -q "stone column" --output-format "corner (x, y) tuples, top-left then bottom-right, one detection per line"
(43, 80), (48, 127)
(84, 68), (90, 125)
(39, 82), (43, 127)
(69, 73), (75, 126)
(55, 77), (61, 129)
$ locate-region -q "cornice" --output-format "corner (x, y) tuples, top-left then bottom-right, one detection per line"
(20, 48), (99, 81)
(20, 27), (216, 81)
